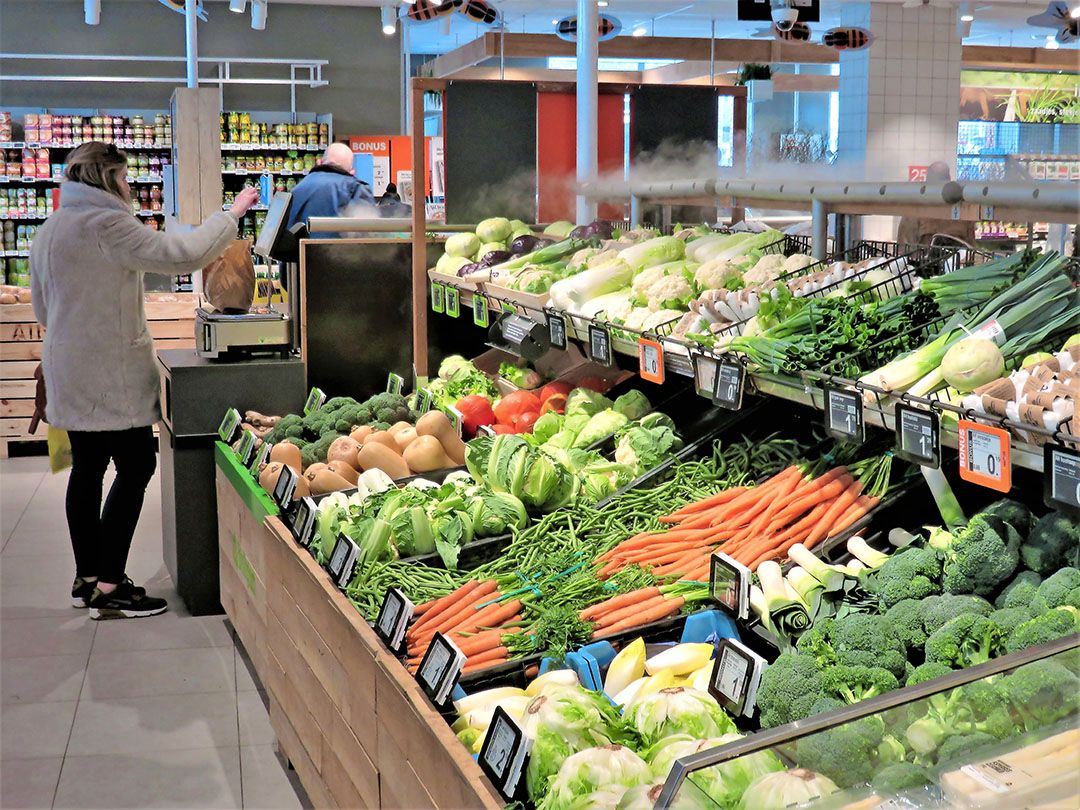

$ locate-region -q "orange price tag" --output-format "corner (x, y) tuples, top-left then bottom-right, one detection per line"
(638, 337), (665, 384)
(957, 420), (1011, 492)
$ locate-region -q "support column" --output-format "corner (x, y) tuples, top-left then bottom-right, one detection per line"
(837, 2), (962, 181)
(575, 0), (598, 224)
(184, 0), (198, 89)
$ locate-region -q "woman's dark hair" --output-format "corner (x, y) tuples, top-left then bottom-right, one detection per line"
(64, 141), (130, 203)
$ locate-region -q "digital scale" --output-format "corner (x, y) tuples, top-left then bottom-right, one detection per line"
(195, 191), (300, 359)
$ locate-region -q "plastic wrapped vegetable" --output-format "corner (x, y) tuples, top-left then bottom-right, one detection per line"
(623, 687), (736, 748)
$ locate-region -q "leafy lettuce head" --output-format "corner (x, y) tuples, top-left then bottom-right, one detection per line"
(537, 745), (651, 810)
(644, 733), (783, 807)
(566, 388), (614, 419)
(613, 390), (651, 420)
(572, 411), (630, 449)
(624, 687), (736, 748)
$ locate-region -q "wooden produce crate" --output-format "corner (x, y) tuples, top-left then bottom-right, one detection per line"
(216, 468), (503, 809)
(0, 293), (200, 455)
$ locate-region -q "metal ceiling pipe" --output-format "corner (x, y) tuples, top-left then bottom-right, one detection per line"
(628, 178), (717, 199)
(575, 0), (600, 223)
(955, 181), (1080, 214)
(810, 182), (953, 206)
(306, 217), (414, 233)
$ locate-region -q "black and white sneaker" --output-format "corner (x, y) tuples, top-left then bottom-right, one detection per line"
(71, 577), (97, 608)
(88, 580), (168, 620)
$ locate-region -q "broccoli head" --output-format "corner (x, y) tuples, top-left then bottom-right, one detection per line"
(1005, 606), (1080, 654)
(923, 594), (994, 636)
(863, 546), (942, 610)
(935, 732), (999, 766)
(885, 599), (930, 651)
(906, 661), (953, 687)
(904, 679), (1013, 759)
(872, 762), (931, 794)
(795, 714), (890, 789)
(301, 433), (337, 468)
(928, 514), (1020, 597)
(1021, 512), (1079, 575)
(829, 614), (909, 679)
(980, 499), (1035, 536)
(987, 607), (1032, 638)
(756, 652), (825, 729)
(1030, 567), (1080, 613)
(361, 392), (413, 426)
(301, 409), (336, 439)
(995, 570), (1043, 611)
(266, 413), (304, 444)
(1000, 657), (1080, 732)
(795, 619), (838, 667)
(821, 664), (899, 704)
(321, 396), (359, 414)
(924, 613), (1004, 669)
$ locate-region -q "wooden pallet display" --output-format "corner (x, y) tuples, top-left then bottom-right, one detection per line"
(0, 293), (199, 455)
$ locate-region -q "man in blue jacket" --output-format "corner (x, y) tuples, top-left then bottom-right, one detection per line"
(285, 142), (375, 238)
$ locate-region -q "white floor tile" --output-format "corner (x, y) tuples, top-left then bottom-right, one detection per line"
(1, 654), (87, 705)
(236, 691), (274, 747)
(234, 647), (259, 693)
(67, 691), (239, 756)
(0, 581), (84, 620)
(1, 701), (77, 759)
(240, 745), (303, 810)
(83, 646), (236, 700)
(0, 755), (63, 808)
(1, 615), (95, 659)
(91, 612), (232, 653)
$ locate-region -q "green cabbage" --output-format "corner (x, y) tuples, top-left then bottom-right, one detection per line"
(614, 423), (681, 475)
(612, 390), (651, 420)
(623, 687), (737, 748)
(445, 232), (481, 258)
(537, 745), (651, 810)
(531, 411), (564, 444)
(572, 411), (630, 449)
(566, 389), (614, 419)
(476, 217), (512, 242)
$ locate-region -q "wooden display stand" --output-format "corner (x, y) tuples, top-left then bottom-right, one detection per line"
(0, 292), (200, 455)
(214, 460), (503, 809)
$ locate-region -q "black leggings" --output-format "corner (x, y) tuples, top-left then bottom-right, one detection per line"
(66, 426), (157, 584)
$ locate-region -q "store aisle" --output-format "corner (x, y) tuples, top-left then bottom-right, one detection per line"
(1, 457), (306, 810)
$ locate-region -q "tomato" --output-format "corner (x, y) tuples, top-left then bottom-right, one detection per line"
(491, 424), (516, 435)
(537, 381), (574, 403)
(455, 395), (495, 438)
(540, 392), (568, 415)
(493, 389), (541, 426)
(514, 411), (540, 433)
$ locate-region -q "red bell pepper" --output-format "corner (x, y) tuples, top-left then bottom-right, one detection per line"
(540, 392), (568, 415)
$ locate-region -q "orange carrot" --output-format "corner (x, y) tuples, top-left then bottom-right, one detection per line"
(805, 480), (863, 546)
(410, 580), (492, 636)
(408, 589), (501, 646)
(592, 597), (685, 638)
(466, 645), (510, 666)
(767, 468), (850, 526)
(463, 655), (509, 674)
(592, 593), (669, 629)
(580, 586), (661, 621)
(448, 598), (522, 636)
(410, 581), (479, 631)
(665, 486), (748, 519)
(451, 626), (523, 656)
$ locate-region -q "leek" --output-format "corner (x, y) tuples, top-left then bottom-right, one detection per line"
(846, 536), (889, 569)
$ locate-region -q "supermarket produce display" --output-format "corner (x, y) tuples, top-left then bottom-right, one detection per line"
(212, 214), (1077, 810)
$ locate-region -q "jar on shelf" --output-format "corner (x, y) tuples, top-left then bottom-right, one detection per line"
(149, 184), (162, 212)
(303, 154), (316, 172)
(138, 187), (150, 210)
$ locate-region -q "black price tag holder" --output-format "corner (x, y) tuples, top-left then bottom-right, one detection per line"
(713, 360), (746, 411)
(218, 408), (242, 443)
(416, 632), (466, 708)
(477, 706), (532, 802)
(1044, 443), (1080, 517)
(272, 463), (299, 509)
(415, 388), (433, 416)
(250, 441), (272, 474)
(692, 352), (719, 400)
(289, 496), (318, 549)
(236, 429), (257, 466)
(709, 552), (751, 620)
(374, 587), (415, 656)
(824, 386), (864, 443)
(304, 387), (326, 416)
(326, 533), (361, 589)
(708, 638), (766, 718)
(588, 323), (612, 367)
(386, 373), (404, 395)
(894, 401), (940, 469)
(546, 309), (567, 350)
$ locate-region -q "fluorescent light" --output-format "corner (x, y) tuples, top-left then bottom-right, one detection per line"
(1072, 5), (1080, 19)
(1045, 35), (1059, 49)
(598, 0), (608, 6)
(960, 13), (973, 22)
(251, 0), (267, 30)
(229, 0), (247, 12)
(84, 0), (100, 25)
(381, 6), (397, 35)
(632, 25), (647, 37)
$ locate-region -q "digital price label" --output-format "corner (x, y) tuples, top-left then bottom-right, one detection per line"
(235, 430), (257, 467)
(386, 373), (404, 395)
(473, 294), (489, 328)
(218, 408), (242, 443)
(477, 424), (496, 438)
(430, 281), (446, 314)
(709, 552), (751, 620)
(272, 463), (299, 508)
(478, 706), (532, 801)
(445, 286), (460, 318)
(326, 533), (361, 588)
(444, 406), (464, 438)
(290, 497), (318, 548)
(638, 337), (665, 385)
(958, 420), (1011, 492)
(415, 388), (433, 416)
(546, 311), (567, 350)
(824, 387), (864, 443)
(708, 638), (766, 718)
(1043, 444), (1080, 516)
(713, 361), (746, 411)
(894, 403), (940, 468)
(588, 324), (612, 367)
(416, 632), (466, 707)
(374, 587), (415, 656)
(303, 387), (326, 416)
(250, 441), (272, 474)
(692, 352), (719, 400)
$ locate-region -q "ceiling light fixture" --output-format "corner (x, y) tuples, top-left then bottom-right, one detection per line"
(84, 0), (100, 25)
(632, 25), (646, 36)
(1045, 34), (1059, 49)
(251, 0), (267, 30)
(381, 6), (397, 35)
(598, 0), (608, 6)
(1072, 5), (1080, 19)
(229, 0), (247, 12)
(959, 12), (973, 22)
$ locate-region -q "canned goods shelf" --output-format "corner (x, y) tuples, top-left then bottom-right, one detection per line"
(0, 177), (58, 185)
(0, 141), (170, 151)
(221, 169), (299, 176)
(0, 214), (48, 221)
(220, 143), (322, 152)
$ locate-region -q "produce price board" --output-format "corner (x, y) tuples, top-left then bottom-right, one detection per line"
(473, 295), (489, 328)
(1044, 443), (1080, 515)
(546, 310), (567, 350)
(709, 552), (750, 620)
(386, 373), (404, 395)
(445, 287), (460, 319)
(236, 429), (257, 467)
(894, 403), (940, 468)
(290, 496), (318, 549)
(272, 463), (299, 508)
(824, 387), (864, 443)
(250, 441), (272, 473)
(430, 281), (446, 314)
(708, 638), (765, 718)
(588, 324), (612, 366)
(958, 419), (1011, 493)
(218, 407), (242, 443)
(415, 388), (433, 415)
(416, 632), (465, 708)
(638, 337), (665, 385)
(478, 706), (531, 801)
(374, 587), (414, 656)
(713, 361), (746, 411)
(692, 352), (718, 400)
(304, 387), (326, 416)
(327, 533), (361, 587)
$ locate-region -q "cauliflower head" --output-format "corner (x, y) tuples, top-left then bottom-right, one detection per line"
(783, 253), (817, 273)
(693, 259), (742, 291)
(644, 274), (693, 311)
(744, 253), (787, 284)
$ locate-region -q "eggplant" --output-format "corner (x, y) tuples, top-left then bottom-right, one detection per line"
(456, 262), (483, 278)
(480, 250), (512, 267)
(570, 220), (616, 240)
(509, 234), (553, 255)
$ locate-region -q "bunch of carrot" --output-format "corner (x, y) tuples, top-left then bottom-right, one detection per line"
(596, 462), (881, 580)
(406, 579), (524, 674)
(577, 582), (709, 640)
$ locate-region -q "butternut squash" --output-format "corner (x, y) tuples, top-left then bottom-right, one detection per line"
(350, 425), (374, 444)
(393, 426), (418, 452)
(270, 441), (303, 470)
(327, 436), (361, 468)
(305, 468), (352, 496)
(387, 421), (413, 437)
(258, 462), (308, 499)
(415, 411), (466, 466)
(304, 462), (329, 477)
(326, 460), (359, 485)
(357, 441), (411, 480)
(403, 435), (454, 473)
(16, 289), (30, 304)
(363, 431), (400, 454)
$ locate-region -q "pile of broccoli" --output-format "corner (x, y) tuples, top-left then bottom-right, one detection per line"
(263, 392), (416, 468)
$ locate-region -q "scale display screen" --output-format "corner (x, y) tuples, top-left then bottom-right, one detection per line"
(253, 191), (294, 260)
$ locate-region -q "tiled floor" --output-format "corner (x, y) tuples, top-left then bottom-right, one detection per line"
(1, 456), (306, 809)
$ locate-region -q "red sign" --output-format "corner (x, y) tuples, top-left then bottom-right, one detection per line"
(908, 165), (929, 182)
